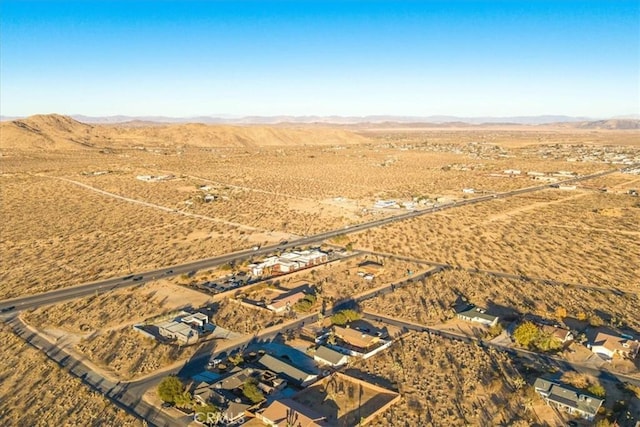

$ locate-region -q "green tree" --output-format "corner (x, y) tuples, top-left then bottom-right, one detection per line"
(331, 309), (361, 326)
(512, 322), (540, 348)
(587, 384), (606, 398)
(243, 379), (265, 403)
(158, 376), (185, 404)
(536, 333), (563, 352)
(197, 403), (219, 414)
(228, 354), (244, 366)
(294, 294), (317, 312)
(174, 390), (194, 408)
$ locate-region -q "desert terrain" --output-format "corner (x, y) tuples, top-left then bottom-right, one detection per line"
(0, 324), (142, 426)
(1, 115), (639, 426)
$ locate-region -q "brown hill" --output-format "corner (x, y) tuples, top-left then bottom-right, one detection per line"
(0, 114), (370, 150)
(0, 114), (97, 150)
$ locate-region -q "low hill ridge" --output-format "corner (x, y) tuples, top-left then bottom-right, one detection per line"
(0, 114), (370, 150)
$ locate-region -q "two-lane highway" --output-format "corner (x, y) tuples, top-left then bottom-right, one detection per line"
(0, 165), (630, 313)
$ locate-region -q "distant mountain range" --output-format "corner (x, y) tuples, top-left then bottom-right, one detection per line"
(2, 114), (638, 126)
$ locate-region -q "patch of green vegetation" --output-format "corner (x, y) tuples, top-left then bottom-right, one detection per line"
(331, 309), (361, 326)
(512, 321), (562, 352)
(294, 294), (317, 312)
(242, 378), (265, 404)
(158, 376), (192, 407)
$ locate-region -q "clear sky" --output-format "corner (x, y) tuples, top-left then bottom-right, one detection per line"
(1, 0), (638, 118)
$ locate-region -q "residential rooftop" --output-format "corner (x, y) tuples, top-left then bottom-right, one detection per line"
(258, 354), (317, 386)
(259, 398), (328, 427)
(534, 378), (603, 418)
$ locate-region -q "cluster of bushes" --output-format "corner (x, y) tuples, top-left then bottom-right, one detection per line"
(512, 322), (562, 352)
(331, 309), (361, 326)
(561, 372), (606, 398)
(158, 376), (194, 407)
(293, 294), (317, 312)
(242, 378), (265, 403)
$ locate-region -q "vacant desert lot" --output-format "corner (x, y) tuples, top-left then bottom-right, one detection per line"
(23, 281), (212, 333)
(276, 255), (425, 301)
(0, 325), (142, 427)
(362, 269), (640, 331)
(212, 299), (278, 334)
(0, 174), (254, 298)
(293, 373), (399, 426)
(75, 327), (198, 380)
(351, 188), (640, 290)
(350, 331), (531, 426)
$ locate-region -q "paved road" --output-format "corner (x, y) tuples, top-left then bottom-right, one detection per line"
(5, 259), (637, 427)
(1, 166), (626, 314)
(128, 267), (448, 395)
(7, 315), (189, 427)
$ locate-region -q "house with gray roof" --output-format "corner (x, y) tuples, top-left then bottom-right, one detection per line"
(157, 320), (199, 345)
(313, 345), (349, 367)
(258, 354), (318, 387)
(534, 377), (603, 421)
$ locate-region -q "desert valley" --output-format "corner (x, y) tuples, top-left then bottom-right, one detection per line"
(0, 114), (639, 427)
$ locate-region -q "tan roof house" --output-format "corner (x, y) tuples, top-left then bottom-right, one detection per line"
(257, 399), (327, 427)
(267, 292), (307, 314)
(590, 331), (639, 360)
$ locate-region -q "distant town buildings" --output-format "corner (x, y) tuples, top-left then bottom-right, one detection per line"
(135, 174), (174, 182)
(373, 200), (399, 209)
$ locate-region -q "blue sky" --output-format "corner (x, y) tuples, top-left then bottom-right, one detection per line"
(1, 1), (638, 117)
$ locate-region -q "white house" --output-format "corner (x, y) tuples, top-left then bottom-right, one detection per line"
(314, 345), (349, 367)
(503, 169), (521, 175)
(181, 312), (209, 330)
(157, 320), (199, 345)
(456, 306), (499, 327)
